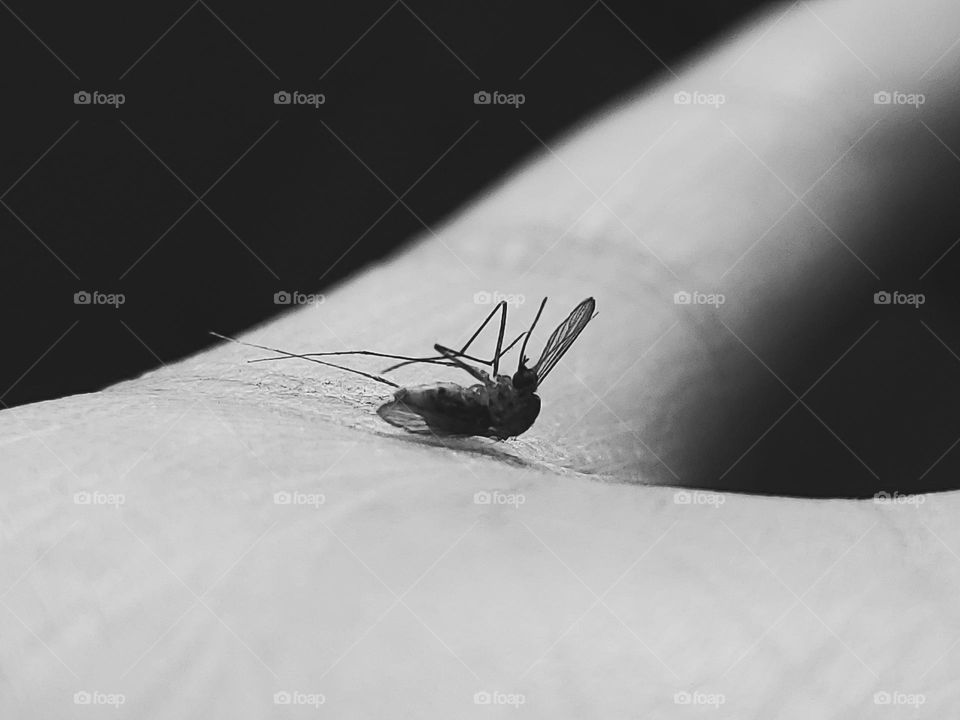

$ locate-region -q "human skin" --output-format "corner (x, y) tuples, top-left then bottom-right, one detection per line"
(4, 0), (960, 716)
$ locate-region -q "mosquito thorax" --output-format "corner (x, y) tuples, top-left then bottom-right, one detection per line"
(512, 365), (539, 394)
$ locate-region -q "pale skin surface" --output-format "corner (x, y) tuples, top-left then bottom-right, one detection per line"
(4, 0), (960, 716)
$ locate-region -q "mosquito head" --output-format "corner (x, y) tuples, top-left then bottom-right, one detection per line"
(512, 362), (539, 394)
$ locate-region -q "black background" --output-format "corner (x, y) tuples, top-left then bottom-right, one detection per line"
(0, 0), (771, 410)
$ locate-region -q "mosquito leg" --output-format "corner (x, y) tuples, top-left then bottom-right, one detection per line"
(387, 301), (508, 371)
(242, 334), (522, 374)
(248, 301), (520, 375)
(246, 349), (457, 367)
(246, 307), (513, 370)
(384, 302), (518, 374)
(382, 352), (488, 373)
(433, 344), (493, 385)
(457, 300), (508, 357)
(209, 332), (399, 388)
(380, 331), (524, 373)
(497, 331), (525, 359)
(491, 301), (507, 376)
(250, 347), (497, 372)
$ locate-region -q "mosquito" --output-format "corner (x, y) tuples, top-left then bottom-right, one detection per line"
(211, 297), (596, 440)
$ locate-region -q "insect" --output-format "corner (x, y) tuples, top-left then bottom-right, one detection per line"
(211, 297), (596, 440)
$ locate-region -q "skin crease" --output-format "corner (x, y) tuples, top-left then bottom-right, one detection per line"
(4, 0), (960, 717)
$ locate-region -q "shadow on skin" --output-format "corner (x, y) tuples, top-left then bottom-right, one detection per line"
(370, 429), (542, 470)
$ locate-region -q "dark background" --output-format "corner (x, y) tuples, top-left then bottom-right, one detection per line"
(0, 0), (771, 410)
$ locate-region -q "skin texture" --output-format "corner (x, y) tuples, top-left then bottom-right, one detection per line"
(4, 0), (960, 716)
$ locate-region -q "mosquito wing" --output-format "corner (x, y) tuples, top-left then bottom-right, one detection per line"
(531, 297), (596, 385)
(377, 385), (496, 437)
(377, 401), (435, 435)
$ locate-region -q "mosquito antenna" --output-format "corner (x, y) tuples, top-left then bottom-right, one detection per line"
(209, 332), (399, 388)
(518, 298), (548, 368)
